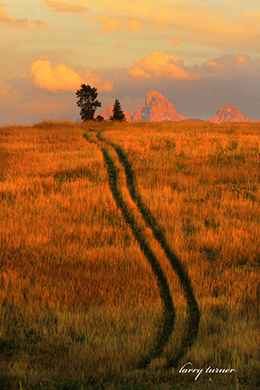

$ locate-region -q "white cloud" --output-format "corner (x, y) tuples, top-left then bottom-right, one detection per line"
(0, 3), (45, 26)
(92, 16), (145, 34)
(30, 60), (113, 92)
(127, 51), (199, 80)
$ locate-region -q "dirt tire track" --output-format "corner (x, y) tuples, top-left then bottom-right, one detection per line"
(96, 131), (200, 369)
(83, 132), (175, 369)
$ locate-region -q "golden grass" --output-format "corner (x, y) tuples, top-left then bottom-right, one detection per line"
(0, 120), (259, 389)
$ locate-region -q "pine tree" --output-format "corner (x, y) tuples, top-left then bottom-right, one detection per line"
(95, 115), (104, 122)
(76, 84), (101, 122)
(110, 99), (126, 122)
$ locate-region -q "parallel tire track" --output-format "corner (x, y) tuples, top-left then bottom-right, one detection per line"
(96, 132), (200, 369)
(83, 133), (175, 369)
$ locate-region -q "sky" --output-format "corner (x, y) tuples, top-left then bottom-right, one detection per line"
(1, 0), (260, 124)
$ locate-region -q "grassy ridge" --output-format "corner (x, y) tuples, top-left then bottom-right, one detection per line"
(0, 120), (260, 389)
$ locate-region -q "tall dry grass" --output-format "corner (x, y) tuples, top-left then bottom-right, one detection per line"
(0, 120), (259, 389)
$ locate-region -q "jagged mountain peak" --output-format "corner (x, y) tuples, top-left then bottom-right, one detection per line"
(210, 104), (251, 122)
(133, 90), (186, 122)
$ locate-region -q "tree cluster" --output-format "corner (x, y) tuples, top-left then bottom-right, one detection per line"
(76, 84), (126, 122)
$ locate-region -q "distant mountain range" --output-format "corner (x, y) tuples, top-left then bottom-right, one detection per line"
(100, 90), (255, 122)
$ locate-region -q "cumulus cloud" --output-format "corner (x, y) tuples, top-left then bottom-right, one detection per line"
(204, 60), (222, 68)
(39, 55), (50, 60)
(126, 20), (144, 34)
(199, 54), (258, 75)
(0, 4), (45, 26)
(92, 16), (123, 34)
(127, 52), (260, 83)
(168, 37), (180, 47)
(236, 54), (251, 66)
(127, 51), (199, 80)
(43, 0), (89, 13)
(116, 52), (260, 121)
(92, 16), (145, 34)
(80, 0), (260, 50)
(30, 60), (113, 92)
(2, 52), (260, 125)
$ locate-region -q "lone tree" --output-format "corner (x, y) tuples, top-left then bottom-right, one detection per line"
(76, 84), (101, 121)
(110, 99), (126, 122)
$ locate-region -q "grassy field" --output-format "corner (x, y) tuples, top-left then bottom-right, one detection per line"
(0, 120), (259, 389)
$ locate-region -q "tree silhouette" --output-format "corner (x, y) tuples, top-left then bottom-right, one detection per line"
(76, 84), (101, 121)
(95, 115), (104, 122)
(110, 99), (126, 122)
